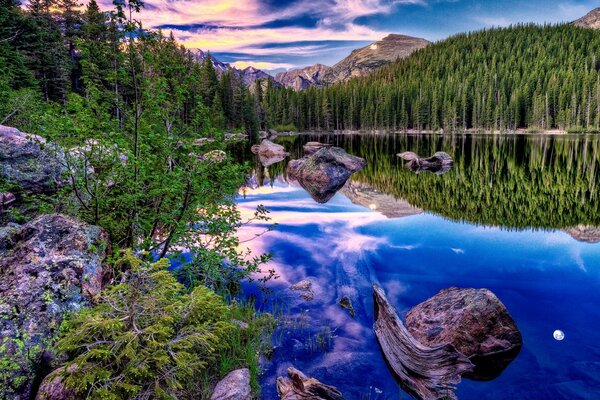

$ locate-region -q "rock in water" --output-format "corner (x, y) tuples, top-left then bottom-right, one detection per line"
(210, 368), (252, 400)
(287, 147), (366, 203)
(0, 125), (66, 193)
(277, 367), (343, 400)
(252, 139), (288, 157)
(372, 285), (474, 400)
(0, 214), (109, 400)
(405, 287), (522, 380)
(303, 141), (332, 155)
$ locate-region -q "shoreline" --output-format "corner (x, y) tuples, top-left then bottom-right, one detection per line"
(288, 128), (584, 136)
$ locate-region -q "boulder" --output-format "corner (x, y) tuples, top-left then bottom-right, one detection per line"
(202, 150), (227, 163)
(35, 366), (77, 400)
(398, 151), (453, 175)
(0, 125), (67, 193)
(210, 368), (252, 400)
(303, 141), (332, 155)
(405, 287), (522, 380)
(251, 139), (288, 158)
(277, 367), (343, 400)
(0, 214), (109, 399)
(287, 147), (366, 203)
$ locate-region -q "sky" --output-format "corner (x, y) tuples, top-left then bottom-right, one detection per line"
(91, 0), (600, 73)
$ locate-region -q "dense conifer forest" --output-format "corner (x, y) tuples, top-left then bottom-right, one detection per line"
(264, 25), (600, 132)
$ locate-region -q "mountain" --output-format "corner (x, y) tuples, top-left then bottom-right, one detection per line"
(274, 34), (429, 90)
(194, 50), (274, 86)
(573, 8), (600, 29)
(239, 66), (272, 86)
(321, 34), (429, 84)
(275, 64), (331, 91)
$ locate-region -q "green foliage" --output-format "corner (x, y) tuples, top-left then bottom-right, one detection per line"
(55, 251), (274, 399)
(271, 123), (298, 132)
(266, 24), (600, 132)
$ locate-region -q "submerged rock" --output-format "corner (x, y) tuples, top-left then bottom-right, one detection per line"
(287, 147), (366, 203)
(0, 125), (66, 193)
(277, 367), (343, 400)
(405, 287), (522, 381)
(210, 368), (252, 400)
(0, 214), (109, 399)
(290, 279), (314, 301)
(338, 296), (355, 318)
(398, 151), (453, 175)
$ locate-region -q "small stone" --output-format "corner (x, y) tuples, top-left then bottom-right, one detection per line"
(338, 296), (355, 318)
(210, 368), (252, 400)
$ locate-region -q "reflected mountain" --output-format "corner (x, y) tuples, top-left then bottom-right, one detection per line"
(564, 226), (600, 243)
(341, 181), (423, 219)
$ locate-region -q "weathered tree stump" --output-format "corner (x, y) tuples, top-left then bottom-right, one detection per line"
(277, 367), (343, 400)
(372, 285), (473, 400)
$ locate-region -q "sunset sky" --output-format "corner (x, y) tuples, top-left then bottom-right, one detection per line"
(91, 0), (598, 72)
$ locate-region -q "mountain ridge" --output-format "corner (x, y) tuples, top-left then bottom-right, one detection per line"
(274, 33), (429, 90)
(573, 7), (600, 29)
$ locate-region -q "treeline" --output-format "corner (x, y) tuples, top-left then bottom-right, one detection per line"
(0, 0), (259, 135)
(264, 24), (600, 132)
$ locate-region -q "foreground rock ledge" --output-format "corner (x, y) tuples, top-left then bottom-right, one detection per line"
(405, 287), (522, 381)
(277, 367), (343, 400)
(0, 214), (109, 400)
(373, 285), (473, 400)
(211, 368), (252, 400)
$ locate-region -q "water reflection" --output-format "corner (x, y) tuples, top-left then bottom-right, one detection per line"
(233, 133), (600, 231)
(233, 133), (600, 400)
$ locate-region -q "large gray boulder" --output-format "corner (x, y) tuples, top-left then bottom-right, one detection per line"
(210, 368), (252, 400)
(0, 214), (109, 399)
(405, 287), (522, 380)
(0, 125), (66, 193)
(287, 147), (366, 203)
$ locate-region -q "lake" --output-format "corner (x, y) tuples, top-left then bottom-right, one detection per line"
(233, 133), (600, 400)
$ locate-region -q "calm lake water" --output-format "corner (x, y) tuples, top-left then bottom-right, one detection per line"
(233, 133), (600, 400)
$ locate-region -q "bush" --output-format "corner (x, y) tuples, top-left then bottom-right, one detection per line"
(55, 251), (273, 399)
(270, 123), (298, 132)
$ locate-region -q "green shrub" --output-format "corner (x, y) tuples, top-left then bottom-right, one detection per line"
(270, 123), (298, 132)
(54, 251), (272, 399)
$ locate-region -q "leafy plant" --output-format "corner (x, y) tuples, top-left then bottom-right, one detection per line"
(55, 251), (272, 399)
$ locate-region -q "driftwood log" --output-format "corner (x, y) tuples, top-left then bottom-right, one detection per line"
(277, 367), (343, 400)
(373, 285), (474, 400)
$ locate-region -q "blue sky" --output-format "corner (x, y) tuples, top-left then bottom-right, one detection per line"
(95, 0), (599, 72)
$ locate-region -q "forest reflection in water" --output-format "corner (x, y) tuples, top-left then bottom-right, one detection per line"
(235, 132), (600, 234)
